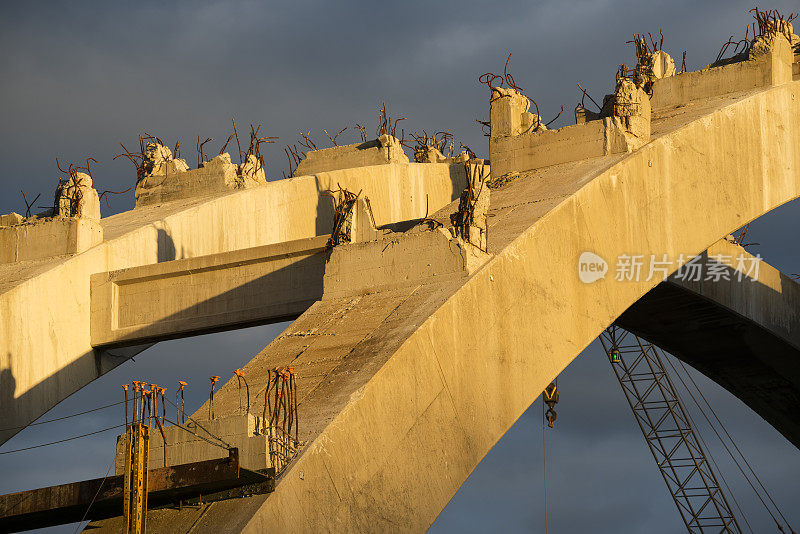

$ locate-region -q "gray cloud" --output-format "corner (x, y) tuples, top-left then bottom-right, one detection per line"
(1, 1), (799, 532)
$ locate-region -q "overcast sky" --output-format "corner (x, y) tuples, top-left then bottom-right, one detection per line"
(1, 1), (799, 532)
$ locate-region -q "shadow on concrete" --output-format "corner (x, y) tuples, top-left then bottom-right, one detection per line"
(98, 250), (326, 349)
(157, 228), (177, 263)
(314, 179), (337, 237)
(616, 253), (800, 450)
(1, 353), (16, 429)
(447, 164), (469, 201)
(0, 249), (326, 445)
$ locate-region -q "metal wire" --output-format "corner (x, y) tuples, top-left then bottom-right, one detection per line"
(73, 455), (116, 533)
(0, 424), (127, 455)
(665, 354), (794, 533)
(0, 400), (127, 432)
(161, 396), (232, 450)
(162, 418), (230, 451)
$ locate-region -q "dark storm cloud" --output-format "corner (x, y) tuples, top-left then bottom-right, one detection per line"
(1, 1), (799, 532)
(3, 0), (795, 216)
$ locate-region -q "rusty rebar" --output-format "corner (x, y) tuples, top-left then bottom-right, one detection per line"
(354, 123), (367, 142)
(298, 130), (317, 151)
(233, 369), (250, 414)
(218, 133), (234, 156)
(232, 119), (242, 164)
(197, 137), (213, 168)
(209, 376), (220, 420)
(544, 105), (565, 128)
(20, 191), (40, 218)
(577, 83), (602, 112)
(98, 187), (132, 209)
(324, 127), (347, 147)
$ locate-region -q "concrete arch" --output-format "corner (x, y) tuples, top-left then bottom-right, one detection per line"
(0, 163), (469, 444)
(89, 81), (800, 531)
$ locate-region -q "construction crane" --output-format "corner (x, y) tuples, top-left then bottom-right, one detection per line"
(599, 325), (741, 533)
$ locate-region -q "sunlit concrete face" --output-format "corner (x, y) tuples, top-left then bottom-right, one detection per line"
(0, 159), (468, 445)
(90, 56), (800, 531)
(2, 23), (800, 533)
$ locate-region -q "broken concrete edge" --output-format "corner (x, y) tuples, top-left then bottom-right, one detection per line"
(322, 159), (491, 298)
(134, 137), (464, 209)
(1, 171), (102, 227)
(135, 147), (267, 208)
(489, 86), (650, 176)
(0, 169), (104, 264)
(322, 224), (491, 300)
(413, 145), (474, 164)
(293, 135), (409, 177)
(0, 217), (103, 265)
(651, 32), (794, 109)
(489, 34), (792, 178)
(322, 181), (492, 299)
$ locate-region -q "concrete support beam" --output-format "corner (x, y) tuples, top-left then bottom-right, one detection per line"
(0, 448), (271, 532)
(91, 236), (328, 347)
(322, 228), (488, 299)
(86, 80), (800, 532)
(490, 117), (647, 177)
(113, 415), (273, 473)
(1, 161), (468, 446)
(135, 151), (267, 208)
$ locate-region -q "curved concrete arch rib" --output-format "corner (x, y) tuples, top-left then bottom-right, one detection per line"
(89, 82), (800, 532)
(0, 162), (470, 445)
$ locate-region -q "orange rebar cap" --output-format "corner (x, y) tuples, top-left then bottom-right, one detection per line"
(233, 369), (244, 378)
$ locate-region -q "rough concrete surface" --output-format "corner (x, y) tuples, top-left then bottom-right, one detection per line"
(294, 135), (409, 177)
(135, 148), (267, 208)
(0, 162), (468, 445)
(88, 80), (800, 531)
(1, 30), (799, 533)
(652, 32), (793, 109)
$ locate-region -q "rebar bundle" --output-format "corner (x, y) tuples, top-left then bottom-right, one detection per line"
(262, 367), (299, 472)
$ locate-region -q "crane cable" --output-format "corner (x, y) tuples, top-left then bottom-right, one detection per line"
(542, 397), (548, 534)
(674, 357), (794, 531)
(657, 350), (754, 533)
(73, 455), (116, 534)
(0, 399), (126, 432)
(0, 424), (127, 455)
(663, 352), (795, 533)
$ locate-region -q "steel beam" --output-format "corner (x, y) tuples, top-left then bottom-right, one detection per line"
(0, 449), (273, 533)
